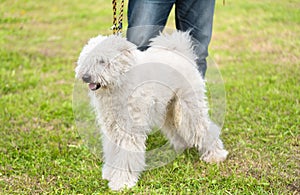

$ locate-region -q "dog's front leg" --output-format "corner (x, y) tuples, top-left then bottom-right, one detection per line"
(101, 131), (146, 191)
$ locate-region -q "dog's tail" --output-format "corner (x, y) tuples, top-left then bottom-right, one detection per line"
(149, 30), (197, 62)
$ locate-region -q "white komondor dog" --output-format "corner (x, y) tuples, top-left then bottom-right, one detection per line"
(75, 31), (228, 190)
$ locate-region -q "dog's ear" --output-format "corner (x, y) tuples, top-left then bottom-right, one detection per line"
(118, 40), (136, 61)
(114, 35), (137, 55)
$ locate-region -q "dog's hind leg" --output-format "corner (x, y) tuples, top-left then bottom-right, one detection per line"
(199, 121), (228, 163)
(101, 129), (146, 191)
(161, 124), (189, 152)
(170, 95), (228, 163)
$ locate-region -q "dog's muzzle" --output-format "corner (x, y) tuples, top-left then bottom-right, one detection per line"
(82, 74), (101, 91)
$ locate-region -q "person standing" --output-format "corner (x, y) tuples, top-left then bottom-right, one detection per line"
(126, 0), (216, 77)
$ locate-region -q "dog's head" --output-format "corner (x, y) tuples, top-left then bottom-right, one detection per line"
(75, 35), (136, 91)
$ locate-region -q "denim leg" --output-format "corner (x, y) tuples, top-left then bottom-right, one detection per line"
(127, 0), (175, 50)
(175, 0), (216, 77)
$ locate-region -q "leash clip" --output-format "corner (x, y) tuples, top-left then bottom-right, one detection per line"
(110, 24), (116, 30)
(110, 23), (123, 35)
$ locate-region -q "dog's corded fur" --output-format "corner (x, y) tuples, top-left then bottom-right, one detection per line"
(76, 31), (228, 191)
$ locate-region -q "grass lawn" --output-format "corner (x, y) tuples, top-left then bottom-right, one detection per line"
(0, 0), (299, 194)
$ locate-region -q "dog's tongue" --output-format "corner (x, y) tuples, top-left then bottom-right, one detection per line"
(89, 83), (98, 90)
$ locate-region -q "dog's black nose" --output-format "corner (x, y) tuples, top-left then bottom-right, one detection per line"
(82, 74), (91, 83)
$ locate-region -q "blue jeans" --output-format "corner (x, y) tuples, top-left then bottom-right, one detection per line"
(126, 0), (216, 77)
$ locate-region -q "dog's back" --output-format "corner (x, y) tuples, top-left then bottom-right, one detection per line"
(149, 31), (197, 63)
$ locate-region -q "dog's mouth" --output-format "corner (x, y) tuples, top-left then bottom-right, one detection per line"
(81, 74), (102, 91)
(88, 83), (101, 91)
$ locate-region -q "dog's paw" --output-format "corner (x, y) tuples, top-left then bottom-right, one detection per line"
(108, 171), (138, 191)
(102, 164), (113, 181)
(108, 178), (137, 191)
(201, 148), (228, 163)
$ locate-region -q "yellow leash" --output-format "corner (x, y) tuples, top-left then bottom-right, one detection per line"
(111, 0), (124, 35)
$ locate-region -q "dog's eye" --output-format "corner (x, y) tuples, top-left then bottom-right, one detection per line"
(97, 59), (105, 64)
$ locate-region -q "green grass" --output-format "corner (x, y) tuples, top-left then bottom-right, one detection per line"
(1, 0), (299, 194)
